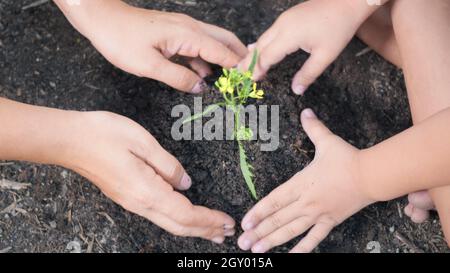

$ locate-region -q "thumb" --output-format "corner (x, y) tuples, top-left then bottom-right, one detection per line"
(292, 52), (331, 95)
(301, 109), (332, 146)
(139, 136), (192, 191)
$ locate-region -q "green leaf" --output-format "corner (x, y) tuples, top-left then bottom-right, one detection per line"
(238, 142), (257, 199)
(248, 50), (258, 74)
(182, 103), (224, 124)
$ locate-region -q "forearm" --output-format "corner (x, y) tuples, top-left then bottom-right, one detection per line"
(0, 98), (80, 167)
(360, 107), (450, 201)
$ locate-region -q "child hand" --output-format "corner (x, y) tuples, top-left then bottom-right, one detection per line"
(238, 109), (374, 253)
(59, 0), (247, 93)
(239, 0), (364, 95)
(63, 111), (235, 243)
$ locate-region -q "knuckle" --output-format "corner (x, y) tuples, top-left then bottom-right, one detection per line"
(286, 225), (298, 238)
(269, 214), (282, 229)
(268, 197), (282, 211)
(173, 13), (196, 26)
(120, 199), (138, 213)
(175, 205), (196, 225)
(168, 161), (183, 183)
(202, 228), (217, 239)
(171, 225), (190, 237)
(132, 192), (155, 210)
(253, 229), (264, 241)
(141, 60), (161, 79)
(176, 69), (196, 90)
(277, 9), (295, 25)
(308, 233), (322, 244)
(295, 245), (309, 253)
(251, 210), (263, 224)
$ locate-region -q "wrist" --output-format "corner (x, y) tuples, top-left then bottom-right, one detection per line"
(0, 98), (84, 168)
(342, 0), (390, 25)
(357, 147), (390, 202)
(352, 148), (380, 204)
(53, 0), (123, 38)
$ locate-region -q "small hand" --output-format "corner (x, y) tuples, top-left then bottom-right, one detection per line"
(82, 1), (247, 93)
(239, 0), (361, 95)
(64, 111), (235, 243)
(238, 109), (374, 253)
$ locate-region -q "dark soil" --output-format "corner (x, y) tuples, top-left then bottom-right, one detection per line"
(0, 0), (448, 253)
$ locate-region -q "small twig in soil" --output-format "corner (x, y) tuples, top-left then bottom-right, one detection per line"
(394, 231), (424, 253)
(87, 235), (95, 253)
(0, 201), (16, 214)
(0, 162), (14, 166)
(0, 179), (31, 191)
(22, 0), (49, 10)
(98, 212), (115, 226)
(174, 0), (197, 7)
(355, 47), (372, 57)
(85, 83), (100, 90)
(0, 247), (12, 253)
(396, 202), (403, 219)
(94, 236), (105, 253)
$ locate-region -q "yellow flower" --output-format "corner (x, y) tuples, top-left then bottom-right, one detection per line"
(215, 75), (235, 94)
(249, 83), (264, 99)
(226, 78), (234, 94)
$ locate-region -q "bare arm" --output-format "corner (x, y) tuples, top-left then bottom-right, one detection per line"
(360, 107), (450, 201)
(0, 98), (79, 166)
(0, 97), (235, 241)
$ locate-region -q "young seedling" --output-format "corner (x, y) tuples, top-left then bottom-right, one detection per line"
(183, 51), (264, 199)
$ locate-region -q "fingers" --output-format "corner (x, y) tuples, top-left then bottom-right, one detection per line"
(238, 26), (288, 79)
(291, 51), (331, 95)
(300, 109), (333, 147)
(407, 191), (434, 210)
(412, 207), (429, 223)
(289, 222), (333, 253)
(238, 201), (305, 250)
(129, 168), (235, 242)
(187, 57), (212, 78)
(238, 20), (332, 95)
(241, 178), (299, 231)
(404, 203), (429, 223)
(429, 186), (450, 247)
(154, 188), (235, 231)
(144, 53), (206, 93)
(404, 191), (434, 224)
(251, 218), (314, 253)
(199, 23), (248, 58)
(193, 34), (243, 69)
(139, 209), (234, 243)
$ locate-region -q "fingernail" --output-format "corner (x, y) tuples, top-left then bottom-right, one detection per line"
(179, 173), (192, 190)
(247, 43), (256, 50)
(223, 224), (235, 230)
(252, 242), (268, 253)
(212, 237), (225, 244)
(224, 229), (235, 237)
(292, 84), (307, 95)
(191, 80), (206, 94)
(302, 108), (316, 119)
(239, 238), (252, 250)
(242, 221), (254, 231)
